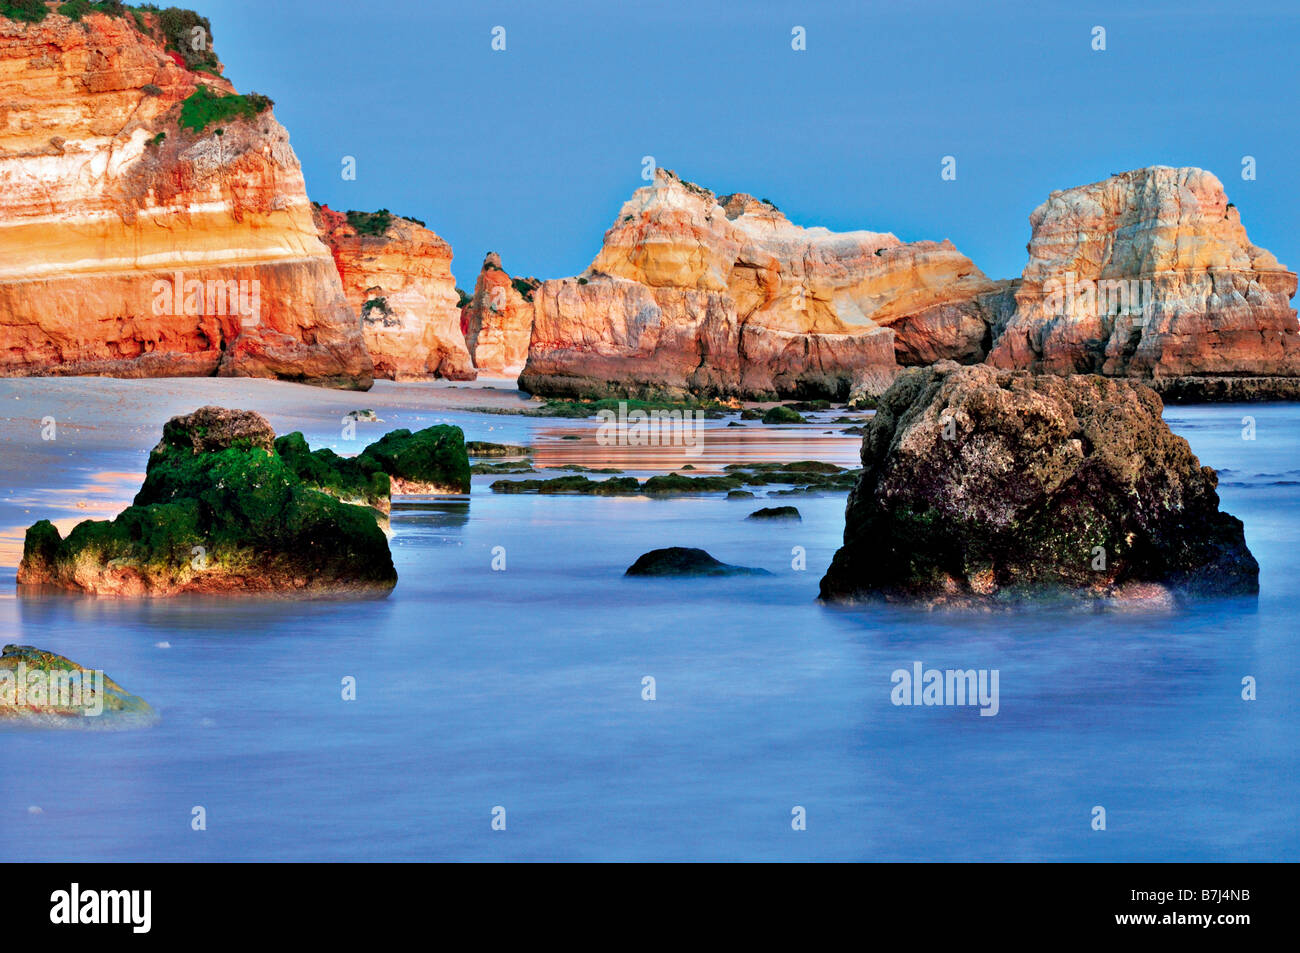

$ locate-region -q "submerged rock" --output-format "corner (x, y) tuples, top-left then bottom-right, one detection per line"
(747, 506), (801, 520)
(0, 645), (154, 728)
(819, 363), (1259, 606)
(18, 407), (397, 596)
(625, 547), (771, 577)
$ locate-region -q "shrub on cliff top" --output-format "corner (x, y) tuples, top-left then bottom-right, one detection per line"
(156, 6), (220, 72)
(345, 209), (394, 237)
(1, 0), (48, 22)
(177, 84), (273, 133)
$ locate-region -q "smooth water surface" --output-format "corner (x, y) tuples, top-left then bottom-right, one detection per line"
(0, 380), (1295, 860)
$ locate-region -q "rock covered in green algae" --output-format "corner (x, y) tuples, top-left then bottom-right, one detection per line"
(18, 407), (397, 597)
(358, 425), (471, 494)
(761, 405), (806, 424)
(1, 645), (154, 727)
(819, 363), (1260, 607)
(625, 547), (771, 577)
(466, 441), (532, 457)
(275, 432), (392, 512)
(747, 506), (801, 520)
(491, 475), (641, 495)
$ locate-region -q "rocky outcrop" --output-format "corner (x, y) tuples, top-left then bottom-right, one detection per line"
(819, 363), (1259, 606)
(986, 167), (1299, 386)
(0, 7), (371, 387)
(18, 407), (397, 596)
(625, 547), (770, 577)
(520, 169), (995, 400)
(461, 253), (538, 377)
(314, 205), (475, 381)
(1, 644), (154, 726)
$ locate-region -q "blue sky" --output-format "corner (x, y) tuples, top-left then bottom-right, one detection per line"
(203, 0), (1300, 289)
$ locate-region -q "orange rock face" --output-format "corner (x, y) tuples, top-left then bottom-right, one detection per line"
(986, 167), (1300, 380)
(519, 169), (995, 400)
(314, 205), (475, 381)
(461, 253), (538, 377)
(0, 10), (371, 387)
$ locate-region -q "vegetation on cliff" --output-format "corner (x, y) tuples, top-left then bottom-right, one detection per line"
(177, 84), (273, 133)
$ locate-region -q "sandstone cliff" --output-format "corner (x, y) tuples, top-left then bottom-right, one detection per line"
(461, 252), (538, 377)
(986, 167), (1299, 387)
(0, 6), (371, 387)
(313, 205), (474, 381)
(519, 169), (996, 400)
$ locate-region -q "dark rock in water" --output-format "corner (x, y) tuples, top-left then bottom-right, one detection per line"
(762, 405), (805, 424)
(358, 425), (471, 493)
(491, 475), (641, 495)
(727, 489), (756, 499)
(466, 441), (531, 457)
(747, 506), (801, 520)
(0, 645), (154, 727)
(626, 547), (771, 577)
(642, 473), (743, 493)
(18, 407), (398, 597)
(727, 421), (746, 427)
(819, 363), (1259, 606)
(1150, 376), (1300, 403)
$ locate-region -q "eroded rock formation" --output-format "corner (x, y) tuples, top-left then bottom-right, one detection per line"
(0, 8), (371, 387)
(461, 253), (538, 377)
(18, 407), (397, 596)
(986, 167), (1299, 388)
(819, 362), (1259, 606)
(520, 169), (995, 400)
(314, 205), (475, 381)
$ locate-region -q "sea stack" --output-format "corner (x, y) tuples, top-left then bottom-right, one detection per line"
(986, 167), (1300, 399)
(0, 6), (372, 387)
(519, 169), (997, 401)
(461, 253), (539, 377)
(314, 204), (476, 381)
(819, 362), (1259, 606)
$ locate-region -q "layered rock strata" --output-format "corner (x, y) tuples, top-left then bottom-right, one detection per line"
(520, 169), (996, 400)
(0, 8), (371, 387)
(986, 167), (1299, 387)
(461, 253), (538, 377)
(314, 205), (475, 381)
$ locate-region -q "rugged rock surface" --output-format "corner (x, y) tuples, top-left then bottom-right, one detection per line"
(461, 253), (538, 377)
(0, 7), (371, 387)
(17, 407), (397, 595)
(819, 363), (1259, 606)
(986, 167), (1300, 386)
(314, 205), (475, 381)
(625, 547), (770, 577)
(520, 169), (995, 400)
(1, 644), (154, 726)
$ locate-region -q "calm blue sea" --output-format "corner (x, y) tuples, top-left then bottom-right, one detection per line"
(0, 383), (1296, 861)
